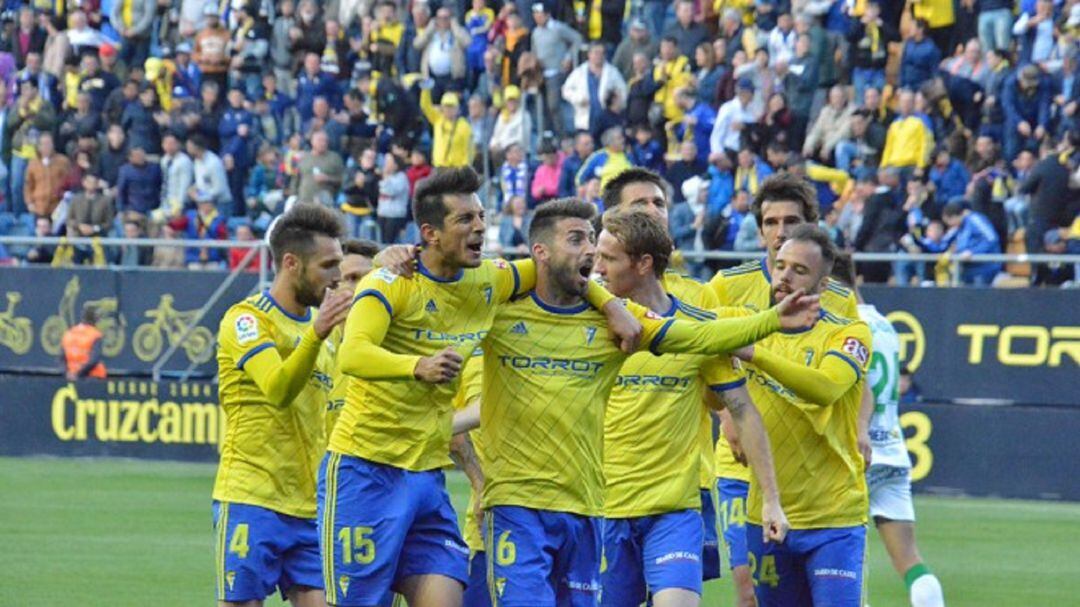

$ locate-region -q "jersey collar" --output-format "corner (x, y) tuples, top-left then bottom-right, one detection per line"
(417, 256), (464, 283)
(529, 291), (590, 315)
(759, 255), (771, 283)
(262, 290), (312, 322)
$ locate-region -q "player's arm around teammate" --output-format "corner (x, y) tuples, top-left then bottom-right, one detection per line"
(372, 243), (646, 352)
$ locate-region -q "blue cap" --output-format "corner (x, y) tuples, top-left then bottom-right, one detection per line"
(736, 77), (754, 92)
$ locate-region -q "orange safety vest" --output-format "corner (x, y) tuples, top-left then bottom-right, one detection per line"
(62, 324), (106, 379)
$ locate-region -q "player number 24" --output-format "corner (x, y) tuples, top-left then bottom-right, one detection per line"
(748, 553), (780, 588)
(338, 526), (376, 565)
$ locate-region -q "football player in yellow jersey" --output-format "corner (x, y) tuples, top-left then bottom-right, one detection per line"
(707, 172), (858, 607)
(729, 225), (872, 607)
(595, 211), (788, 607)
(213, 204), (353, 607)
(600, 167), (730, 584)
(479, 199), (817, 607)
(324, 239), (379, 439)
(319, 168), (639, 607)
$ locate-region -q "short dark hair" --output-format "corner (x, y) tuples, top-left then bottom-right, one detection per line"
(412, 167), (482, 229)
(81, 303), (98, 325)
(601, 210), (673, 277)
(187, 133), (207, 151)
(830, 252), (857, 287)
(942, 201), (966, 218)
(269, 203), (344, 265)
(601, 167), (671, 212)
(342, 238), (380, 258)
(786, 224), (838, 278)
(751, 172), (819, 228)
(529, 198), (598, 246)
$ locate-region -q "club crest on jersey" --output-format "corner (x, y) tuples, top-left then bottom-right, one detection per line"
(842, 337), (870, 366)
(235, 314), (258, 345)
(584, 325), (597, 345)
(425, 299), (439, 313)
(372, 267), (398, 284)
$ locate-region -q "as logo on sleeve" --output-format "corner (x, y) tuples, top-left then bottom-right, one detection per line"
(492, 259), (509, 270)
(235, 314), (259, 345)
(842, 337), (869, 367)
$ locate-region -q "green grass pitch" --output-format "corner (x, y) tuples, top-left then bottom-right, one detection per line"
(2, 457), (1079, 606)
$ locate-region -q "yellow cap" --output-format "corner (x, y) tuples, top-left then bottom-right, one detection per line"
(504, 85), (521, 101)
(144, 57), (162, 81)
(440, 92), (460, 108)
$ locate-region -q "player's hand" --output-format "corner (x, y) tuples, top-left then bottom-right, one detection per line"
(602, 299), (643, 353)
(374, 244), (419, 277)
(762, 499), (790, 544)
(857, 428), (872, 470)
(474, 501), (486, 539)
(732, 345), (754, 363)
(414, 347), (464, 383)
(314, 288), (352, 339)
(773, 289), (820, 331)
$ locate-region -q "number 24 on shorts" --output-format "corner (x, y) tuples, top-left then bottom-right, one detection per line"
(748, 552), (780, 588)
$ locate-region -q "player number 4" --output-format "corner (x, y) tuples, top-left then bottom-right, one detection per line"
(338, 526), (376, 565)
(496, 531), (516, 566)
(748, 553), (780, 588)
(229, 524), (250, 559)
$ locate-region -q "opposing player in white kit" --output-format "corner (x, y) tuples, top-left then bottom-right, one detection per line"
(832, 257), (945, 607)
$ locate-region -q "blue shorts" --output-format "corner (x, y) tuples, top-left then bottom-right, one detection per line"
(699, 487), (721, 581)
(746, 525), (866, 607)
(464, 551), (492, 607)
(318, 453), (469, 606)
(601, 509), (703, 606)
(212, 501), (322, 602)
(486, 505), (602, 607)
(717, 478), (750, 569)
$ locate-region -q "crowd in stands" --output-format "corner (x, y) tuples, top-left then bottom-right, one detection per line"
(0, 0), (1077, 285)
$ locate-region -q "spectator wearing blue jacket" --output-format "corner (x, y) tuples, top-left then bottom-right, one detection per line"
(941, 200), (1002, 285)
(1001, 65), (1052, 160)
(928, 147), (971, 208)
(674, 86), (716, 165)
(629, 125), (665, 175)
(220, 85), (257, 216)
(558, 131), (594, 198)
(899, 20), (941, 90)
(115, 146), (163, 217)
(296, 53), (338, 123)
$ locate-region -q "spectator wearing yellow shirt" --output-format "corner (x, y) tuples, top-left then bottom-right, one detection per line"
(653, 37), (692, 123)
(419, 82), (473, 169)
(881, 90), (933, 173)
(911, 0), (956, 56)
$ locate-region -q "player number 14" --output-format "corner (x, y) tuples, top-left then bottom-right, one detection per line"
(338, 526), (376, 565)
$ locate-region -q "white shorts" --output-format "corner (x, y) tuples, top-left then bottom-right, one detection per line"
(866, 464), (915, 522)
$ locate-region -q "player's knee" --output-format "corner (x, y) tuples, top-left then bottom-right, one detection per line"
(652, 587), (701, 607)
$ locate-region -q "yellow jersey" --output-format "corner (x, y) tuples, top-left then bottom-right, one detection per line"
(708, 257), (858, 482)
(324, 324), (346, 439)
(453, 354), (487, 553)
(480, 291), (782, 517)
(662, 271), (723, 490)
(745, 312), (871, 529)
(330, 258), (531, 471)
(213, 291), (335, 519)
(604, 297), (745, 518)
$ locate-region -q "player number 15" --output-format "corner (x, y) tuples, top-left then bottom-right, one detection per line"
(338, 526), (376, 565)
